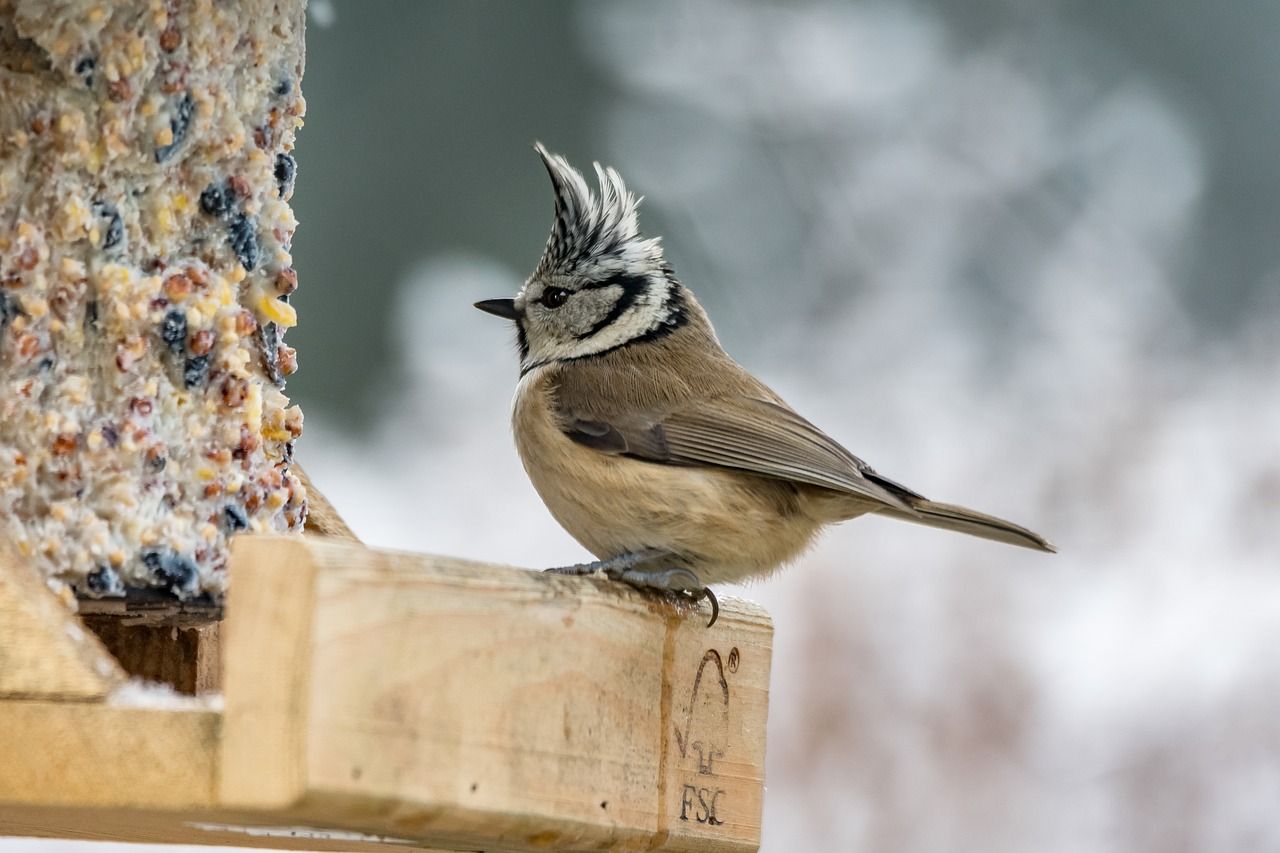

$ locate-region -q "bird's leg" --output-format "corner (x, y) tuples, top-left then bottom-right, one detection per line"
(545, 552), (719, 627)
(544, 548), (667, 577)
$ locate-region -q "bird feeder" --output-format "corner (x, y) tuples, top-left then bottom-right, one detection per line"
(0, 2), (772, 850)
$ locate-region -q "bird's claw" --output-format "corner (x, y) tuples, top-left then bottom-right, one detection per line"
(682, 585), (719, 628)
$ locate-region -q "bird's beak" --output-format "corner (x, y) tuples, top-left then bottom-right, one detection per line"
(473, 298), (520, 320)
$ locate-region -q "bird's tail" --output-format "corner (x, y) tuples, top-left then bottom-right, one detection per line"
(877, 498), (1057, 553)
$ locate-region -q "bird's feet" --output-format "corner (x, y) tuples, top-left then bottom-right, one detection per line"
(545, 551), (720, 627)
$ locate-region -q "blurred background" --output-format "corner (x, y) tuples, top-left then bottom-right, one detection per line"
(21, 0), (1280, 850)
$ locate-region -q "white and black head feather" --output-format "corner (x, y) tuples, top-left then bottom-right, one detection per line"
(514, 144), (691, 374)
(534, 143), (666, 280)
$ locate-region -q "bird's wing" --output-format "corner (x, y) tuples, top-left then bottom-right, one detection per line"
(561, 393), (920, 512)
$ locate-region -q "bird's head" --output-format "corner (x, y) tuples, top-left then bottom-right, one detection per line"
(475, 144), (688, 374)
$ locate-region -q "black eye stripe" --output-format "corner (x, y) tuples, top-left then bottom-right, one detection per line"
(575, 274), (651, 340)
(579, 273), (649, 292)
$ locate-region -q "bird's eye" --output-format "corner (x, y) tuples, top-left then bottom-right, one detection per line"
(541, 287), (570, 308)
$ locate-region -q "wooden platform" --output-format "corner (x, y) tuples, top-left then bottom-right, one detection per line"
(0, 536), (772, 852)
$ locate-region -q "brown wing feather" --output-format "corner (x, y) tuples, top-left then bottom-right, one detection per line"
(659, 397), (915, 509)
(547, 323), (919, 512)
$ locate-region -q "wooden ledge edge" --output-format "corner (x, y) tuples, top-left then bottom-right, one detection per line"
(219, 535), (772, 851)
(233, 534), (773, 630)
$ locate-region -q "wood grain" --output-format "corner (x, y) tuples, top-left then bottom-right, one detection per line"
(221, 535), (317, 811)
(81, 619), (222, 695)
(0, 542), (124, 700)
(0, 701), (219, 808)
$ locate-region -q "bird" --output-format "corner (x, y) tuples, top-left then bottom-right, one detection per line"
(475, 143), (1055, 626)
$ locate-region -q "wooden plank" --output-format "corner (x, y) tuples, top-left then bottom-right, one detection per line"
(75, 589), (223, 625)
(0, 804), (453, 851)
(221, 536), (772, 852)
(221, 535), (319, 811)
(0, 697), (436, 850)
(0, 543), (124, 700)
(80, 619), (223, 695)
(0, 700), (219, 808)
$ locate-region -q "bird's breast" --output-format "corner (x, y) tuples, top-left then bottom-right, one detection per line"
(511, 366), (826, 584)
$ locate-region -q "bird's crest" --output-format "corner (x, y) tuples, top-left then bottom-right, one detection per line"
(533, 142), (666, 279)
